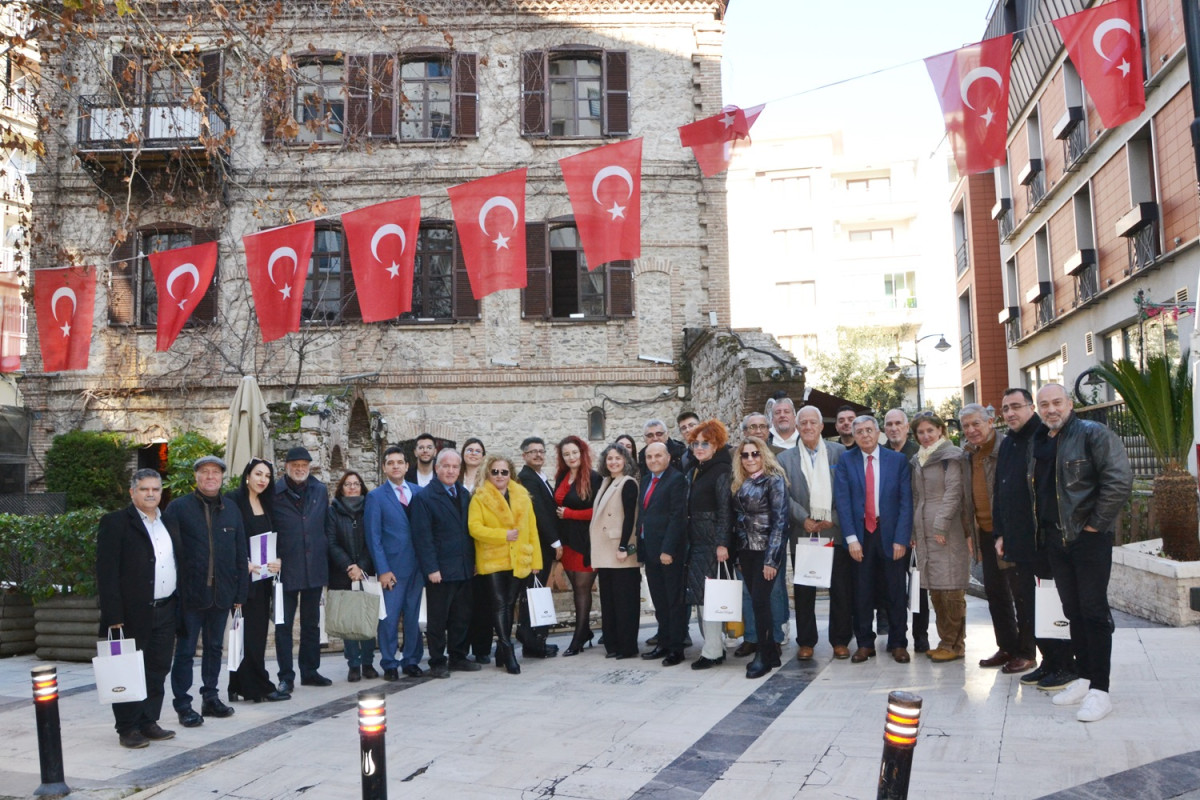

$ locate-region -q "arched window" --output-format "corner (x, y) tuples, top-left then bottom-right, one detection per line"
(587, 406), (605, 441)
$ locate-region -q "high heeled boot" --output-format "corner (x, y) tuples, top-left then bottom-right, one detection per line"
(493, 605), (520, 674)
(746, 651), (772, 679)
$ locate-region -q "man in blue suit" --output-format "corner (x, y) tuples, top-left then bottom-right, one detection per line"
(365, 446), (425, 680)
(834, 415), (914, 664)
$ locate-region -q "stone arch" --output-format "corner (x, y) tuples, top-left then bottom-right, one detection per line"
(330, 444), (345, 473)
(348, 397), (371, 452)
(633, 255), (674, 277)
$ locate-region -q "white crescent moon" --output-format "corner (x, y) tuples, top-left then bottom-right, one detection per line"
(1093, 18), (1132, 62)
(50, 287), (76, 321)
(477, 196), (519, 237)
(370, 224), (408, 263)
(165, 263), (200, 300)
(591, 166), (634, 205)
(267, 247), (298, 286)
(960, 66), (1003, 110)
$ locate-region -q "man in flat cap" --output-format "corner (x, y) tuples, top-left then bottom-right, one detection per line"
(166, 455), (247, 727)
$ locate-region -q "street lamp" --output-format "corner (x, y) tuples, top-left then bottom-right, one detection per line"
(885, 334), (951, 412)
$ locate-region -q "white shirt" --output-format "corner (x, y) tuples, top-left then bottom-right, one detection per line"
(844, 446), (882, 546)
(391, 480), (410, 506)
(415, 469), (434, 488)
(137, 507), (177, 600)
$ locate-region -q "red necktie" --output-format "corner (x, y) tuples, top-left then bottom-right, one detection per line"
(865, 454), (877, 533)
(643, 475), (659, 509)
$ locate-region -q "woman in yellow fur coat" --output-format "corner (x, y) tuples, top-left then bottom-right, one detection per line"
(468, 454), (543, 675)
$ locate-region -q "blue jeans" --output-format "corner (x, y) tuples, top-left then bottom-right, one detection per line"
(343, 638), (376, 668)
(741, 566), (787, 644)
(171, 605), (228, 710)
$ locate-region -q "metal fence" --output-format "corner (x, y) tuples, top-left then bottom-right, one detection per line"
(1075, 401), (1159, 479)
(0, 493), (66, 516)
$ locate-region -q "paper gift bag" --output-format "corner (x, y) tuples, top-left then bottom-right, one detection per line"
(793, 538), (834, 588)
(226, 609), (244, 671)
(1035, 578), (1072, 639)
(703, 562), (742, 621)
(93, 636), (147, 705)
(273, 577), (285, 625)
(526, 576), (557, 627)
(362, 576), (388, 621)
(418, 587), (427, 629)
(908, 568), (922, 614)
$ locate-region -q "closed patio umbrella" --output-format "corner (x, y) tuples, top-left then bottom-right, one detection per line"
(225, 374), (270, 475)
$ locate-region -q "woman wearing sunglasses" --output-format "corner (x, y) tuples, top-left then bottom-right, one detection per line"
(468, 454), (541, 675)
(685, 419), (733, 670)
(731, 437), (789, 679)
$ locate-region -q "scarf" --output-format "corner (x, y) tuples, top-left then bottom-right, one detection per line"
(917, 437), (949, 467)
(798, 440), (832, 521)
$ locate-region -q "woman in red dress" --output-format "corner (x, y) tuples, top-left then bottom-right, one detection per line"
(554, 435), (603, 655)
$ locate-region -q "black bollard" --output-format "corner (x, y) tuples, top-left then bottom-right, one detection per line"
(877, 690), (922, 800)
(358, 689), (387, 800)
(31, 665), (70, 797)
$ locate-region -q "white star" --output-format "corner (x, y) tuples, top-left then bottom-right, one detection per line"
(60, 322), (70, 337)
(721, 112), (736, 128)
(607, 202), (626, 220)
(387, 261), (401, 279)
(1118, 59), (1130, 77)
(493, 233), (510, 250)
(178, 299), (187, 310)
(981, 107), (995, 127)
(279, 284), (292, 299)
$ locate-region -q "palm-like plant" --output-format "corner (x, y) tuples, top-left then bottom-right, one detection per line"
(1093, 354), (1198, 561)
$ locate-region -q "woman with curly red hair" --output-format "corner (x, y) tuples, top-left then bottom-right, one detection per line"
(554, 435), (603, 655)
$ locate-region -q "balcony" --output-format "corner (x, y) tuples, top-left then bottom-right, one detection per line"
(960, 331), (974, 365)
(1005, 317), (1021, 347)
(955, 241), (969, 277)
(76, 94), (229, 170)
(1025, 170), (1046, 209)
(1074, 262), (1100, 306)
(1035, 294), (1055, 329)
(1116, 203), (1159, 275)
(1054, 106), (1088, 171)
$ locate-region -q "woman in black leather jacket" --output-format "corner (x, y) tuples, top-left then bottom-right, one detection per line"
(685, 419), (733, 670)
(326, 471), (377, 682)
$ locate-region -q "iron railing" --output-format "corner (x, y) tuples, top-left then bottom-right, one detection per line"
(960, 331), (974, 364)
(955, 241), (969, 277)
(77, 94), (229, 148)
(1035, 294), (1055, 329)
(1074, 262), (1099, 306)
(1076, 401), (1159, 479)
(1026, 171), (1047, 208)
(1005, 317), (1021, 347)
(998, 208), (1014, 240)
(1129, 222), (1160, 274)
(1064, 124), (1088, 169)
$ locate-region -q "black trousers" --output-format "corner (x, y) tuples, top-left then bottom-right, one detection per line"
(468, 573), (494, 658)
(1014, 548), (1072, 670)
(598, 567), (641, 657)
(229, 579), (275, 699)
(485, 571), (523, 649)
(853, 535), (909, 650)
(792, 543), (855, 648)
(425, 579), (472, 666)
(739, 549), (776, 651)
(112, 597), (176, 735)
(645, 558), (687, 654)
(1047, 529), (1113, 691)
(277, 586), (322, 683)
(980, 532), (1027, 657)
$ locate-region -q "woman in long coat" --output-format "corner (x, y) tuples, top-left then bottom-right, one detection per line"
(589, 443), (641, 659)
(684, 419), (733, 670)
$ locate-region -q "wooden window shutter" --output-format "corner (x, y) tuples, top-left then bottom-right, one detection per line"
(608, 259), (634, 318)
(452, 233), (479, 321)
(199, 51), (224, 104)
(108, 233), (136, 326)
(521, 51), (547, 136)
(603, 51), (630, 136)
(370, 53), (396, 139)
(522, 222), (549, 319)
(190, 228), (219, 324)
(340, 234), (361, 322)
(345, 54), (370, 140)
(112, 52), (139, 104)
(452, 52), (478, 138)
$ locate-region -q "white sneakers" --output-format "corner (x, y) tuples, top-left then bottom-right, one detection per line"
(1076, 689), (1113, 723)
(1051, 678), (1091, 706)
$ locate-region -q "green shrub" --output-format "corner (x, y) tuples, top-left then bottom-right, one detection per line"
(0, 510), (106, 599)
(163, 430), (232, 496)
(43, 430), (130, 511)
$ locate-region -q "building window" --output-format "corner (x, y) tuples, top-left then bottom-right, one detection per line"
(846, 176), (889, 194)
(108, 226), (218, 328)
(778, 334), (818, 363)
(773, 228), (813, 263)
(522, 221), (633, 320)
(551, 225), (604, 317)
(294, 59), (345, 142)
(587, 407), (605, 440)
(850, 228), (893, 243)
(778, 280), (816, 307)
(405, 225), (454, 320)
(139, 230), (193, 326)
(521, 48), (629, 138)
(770, 176), (810, 205)
(303, 227), (352, 322)
(884, 271), (917, 309)
(1024, 354), (1063, 394)
(400, 58), (451, 140)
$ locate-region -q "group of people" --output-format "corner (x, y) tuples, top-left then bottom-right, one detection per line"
(94, 381), (1133, 749)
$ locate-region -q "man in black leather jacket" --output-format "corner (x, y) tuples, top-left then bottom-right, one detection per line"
(1031, 383), (1132, 724)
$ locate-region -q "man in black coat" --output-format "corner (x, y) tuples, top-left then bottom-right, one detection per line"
(166, 456), (248, 727)
(639, 442), (689, 666)
(273, 446), (331, 691)
(97, 468), (181, 749)
(516, 436), (561, 657)
(410, 449), (478, 678)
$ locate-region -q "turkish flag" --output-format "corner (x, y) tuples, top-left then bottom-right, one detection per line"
(559, 139), (642, 269)
(243, 222), (314, 343)
(678, 104), (764, 177)
(925, 35), (1014, 176)
(149, 241), (217, 352)
(34, 265), (96, 372)
(341, 196), (421, 322)
(1053, 0), (1145, 128)
(447, 168), (527, 300)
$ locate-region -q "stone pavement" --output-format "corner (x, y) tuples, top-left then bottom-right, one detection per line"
(2, 596), (1200, 799)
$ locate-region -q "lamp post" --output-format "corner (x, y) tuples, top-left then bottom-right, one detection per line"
(885, 334), (951, 412)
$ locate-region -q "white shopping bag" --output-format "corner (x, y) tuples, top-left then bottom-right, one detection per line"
(793, 537), (834, 588)
(703, 561), (743, 621)
(1035, 578), (1072, 639)
(362, 576), (388, 621)
(226, 609), (244, 672)
(526, 576), (557, 626)
(273, 577), (285, 625)
(908, 568), (922, 614)
(93, 633), (147, 705)
(418, 587), (427, 629)
(319, 587), (328, 646)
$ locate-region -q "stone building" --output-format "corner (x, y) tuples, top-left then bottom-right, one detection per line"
(23, 1), (740, 482)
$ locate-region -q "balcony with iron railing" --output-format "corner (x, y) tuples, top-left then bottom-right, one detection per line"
(1005, 318), (1021, 347)
(1025, 170), (1046, 209)
(1035, 294), (1055, 329)
(0, 87), (35, 120)
(1064, 123), (1088, 170)
(1130, 222), (1160, 274)
(955, 240), (969, 277)
(1073, 262), (1099, 306)
(76, 93), (229, 169)
(960, 331), (974, 365)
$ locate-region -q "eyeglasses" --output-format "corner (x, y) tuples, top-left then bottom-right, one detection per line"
(740, 451), (762, 460)
(490, 469), (510, 477)
(523, 448), (545, 455)
(745, 423), (769, 431)
(343, 481), (362, 488)
(1000, 403), (1029, 412)
(690, 441), (713, 450)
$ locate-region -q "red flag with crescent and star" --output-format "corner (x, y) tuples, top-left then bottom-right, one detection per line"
(149, 240), (217, 352)
(925, 34), (1014, 176)
(678, 104), (764, 177)
(446, 168), (527, 300)
(341, 196), (422, 323)
(559, 138), (642, 269)
(243, 222), (314, 343)
(34, 265), (96, 372)
(1053, 0), (1145, 129)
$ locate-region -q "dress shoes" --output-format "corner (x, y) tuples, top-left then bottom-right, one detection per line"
(646, 635), (659, 646)
(264, 690), (291, 702)
(277, 680), (294, 694)
(140, 723), (175, 741)
(448, 659), (482, 672)
(347, 666), (362, 682)
(733, 641), (757, 658)
(1002, 656), (1036, 674)
(850, 647), (876, 663)
(832, 645), (851, 660)
(979, 650), (1012, 668)
(691, 655), (725, 670)
(202, 698), (236, 718)
(177, 707), (204, 728)
(402, 665), (424, 678)
(381, 668), (399, 682)
(119, 730), (150, 749)
(361, 664), (379, 679)
(796, 646), (814, 661)
(641, 647), (668, 660)
(891, 648), (911, 664)
(300, 673), (332, 687)
(928, 648), (962, 662)
(661, 652), (684, 667)
(428, 664), (450, 679)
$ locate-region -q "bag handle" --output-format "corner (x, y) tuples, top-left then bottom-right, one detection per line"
(531, 574), (544, 589)
(107, 626), (126, 642)
(715, 560), (734, 581)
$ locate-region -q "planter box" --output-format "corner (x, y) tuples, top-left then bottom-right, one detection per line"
(0, 591), (35, 657)
(34, 594), (99, 662)
(1110, 539), (1200, 626)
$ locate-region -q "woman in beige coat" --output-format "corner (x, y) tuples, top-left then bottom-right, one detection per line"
(589, 443), (641, 659)
(910, 413), (973, 662)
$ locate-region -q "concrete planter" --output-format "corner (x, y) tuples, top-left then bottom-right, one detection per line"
(34, 594), (100, 662)
(1110, 539), (1200, 626)
(0, 591), (35, 657)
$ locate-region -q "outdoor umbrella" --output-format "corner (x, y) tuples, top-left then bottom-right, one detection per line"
(225, 374), (270, 475)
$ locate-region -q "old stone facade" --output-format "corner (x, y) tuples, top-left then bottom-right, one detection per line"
(23, 1), (734, 482)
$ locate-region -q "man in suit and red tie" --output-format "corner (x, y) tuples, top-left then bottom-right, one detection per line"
(834, 415), (914, 664)
(365, 446), (425, 680)
(638, 442), (689, 666)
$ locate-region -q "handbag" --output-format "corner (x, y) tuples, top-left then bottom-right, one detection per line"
(526, 575), (557, 627)
(908, 550), (921, 614)
(1034, 578), (1072, 639)
(93, 630), (147, 705)
(793, 537), (834, 588)
(226, 608), (244, 671)
(703, 561), (743, 621)
(325, 581), (381, 641)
